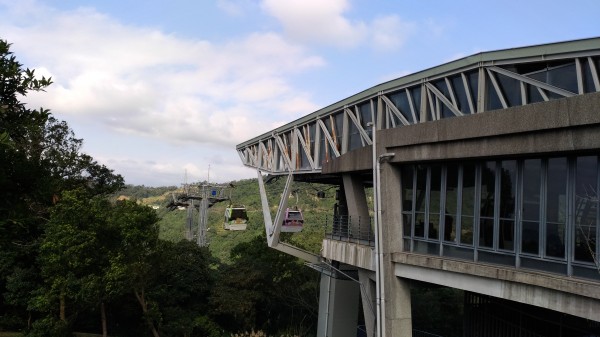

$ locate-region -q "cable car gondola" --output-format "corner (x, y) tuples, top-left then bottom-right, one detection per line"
(224, 205), (248, 231)
(281, 207), (303, 232)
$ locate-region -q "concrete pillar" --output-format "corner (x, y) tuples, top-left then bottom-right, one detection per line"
(342, 174), (371, 238)
(381, 161), (413, 337)
(384, 275), (412, 337)
(358, 269), (376, 337)
(317, 273), (360, 337)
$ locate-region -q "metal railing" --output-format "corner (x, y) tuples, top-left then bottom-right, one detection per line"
(324, 215), (375, 247)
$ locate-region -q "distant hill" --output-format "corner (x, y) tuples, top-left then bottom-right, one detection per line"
(116, 178), (338, 263)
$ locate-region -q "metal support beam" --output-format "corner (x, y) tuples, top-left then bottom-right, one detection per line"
(256, 169), (320, 263)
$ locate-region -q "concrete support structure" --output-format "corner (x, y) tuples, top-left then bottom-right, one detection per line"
(317, 274), (360, 337)
(358, 269), (376, 337)
(379, 163), (413, 337)
(237, 38), (600, 336)
(342, 174), (371, 236)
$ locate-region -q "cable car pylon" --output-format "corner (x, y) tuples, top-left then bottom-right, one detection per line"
(166, 178), (230, 247)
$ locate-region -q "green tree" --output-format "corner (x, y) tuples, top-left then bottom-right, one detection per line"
(0, 38), (55, 331)
(0, 38), (124, 332)
(210, 235), (319, 336)
(35, 193), (169, 337)
(35, 189), (113, 335)
(151, 240), (216, 337)
(105, 200), (161, 337)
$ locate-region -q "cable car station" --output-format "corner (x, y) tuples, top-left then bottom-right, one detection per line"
(237, 38), (600, 337)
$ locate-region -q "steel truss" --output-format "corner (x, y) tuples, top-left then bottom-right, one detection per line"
(237, 38), (600, 175)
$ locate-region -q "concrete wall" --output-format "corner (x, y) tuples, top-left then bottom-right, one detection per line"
(394, 257), (600, 322)
(379, 91), (600, 163)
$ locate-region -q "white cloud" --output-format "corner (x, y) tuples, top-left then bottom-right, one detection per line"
(370, 15), (415, 51)
(102, 154), (255, 186)
(2, 3), (324, 150)
(261, 0), (367, 48)
(260, 0), (415, 51)
(0, 0), (331, 185)
(217, 0), (246, 16)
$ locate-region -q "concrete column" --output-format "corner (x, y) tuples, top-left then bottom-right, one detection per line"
(342, 174), (371, 238)
(381, 162), (413, 337)
(317, 273), (360, 337)
(384, 274), (412, 337)
(358, 269), (376, 337)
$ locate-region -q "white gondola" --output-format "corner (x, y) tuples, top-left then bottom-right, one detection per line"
(281, 207), (303, 232)
(224, 205), (248, 231)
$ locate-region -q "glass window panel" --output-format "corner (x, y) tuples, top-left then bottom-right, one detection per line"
(445, 164), (459, 242)
(522, 159), (542, 255)
(496, 72), (521, 107)
(486, 76), (503, 111)
(401, 165), (414, 212)
(403, 213), (412, 237)
(499, 220), (514, 251)
(299, 142), (310, 169)
(499, 160), (517, 251)
(546, 91), (563, 101)
(461, 216), (474, 245)
(333, 112), (344, 151)
(546, 223), (566, 259)
(348, 120), (362, 151)
(432, 79), (454, 119)
(319, 134), (328, 164)
(415, 165), (427, 238)
(401, 166), (414, 237)
(467, 71), (478, 111)
(574, 156), (598, 262)
(415, 213), (425, 238)
(546, 157), (567, 259)
(388, 107), (402, 129)
(409, 86), (421, 120)
(547, 63), (577, 93)
(583, 58), (596, 94)
(526, 84), (545, 104)
(596, 57), (600, 89)
(499, 160), (517, 219)
(429, 165), (442, 240)
(480, 161), (496, 218)
(359, 101), (373, 127)
(388, 90), (415, 124)
(308, 123), (316, 159)
(528, 70), (545, 83)
(546, 158), (567, 223)
(522, 159), (542, 221)
(526, 71), (564, 101)
(450, 75), (468, 114)
(461, 163), (476, 246)
(527, 63), (577, 98)
(522, 220), (540, 255)
(415, 165), (427, 212)
(479, 218), (494, 248)
(433, 79), (449, 96)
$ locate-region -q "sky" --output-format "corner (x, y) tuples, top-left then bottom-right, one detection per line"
(1, 0), (598, 187)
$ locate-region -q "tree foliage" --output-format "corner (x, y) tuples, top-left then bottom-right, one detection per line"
(210, 235), (319, 336)
(0, 39), (124, 334)
(0, 38), (324, 337)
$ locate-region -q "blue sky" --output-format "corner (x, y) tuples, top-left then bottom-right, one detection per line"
(1, 0), (598, 186)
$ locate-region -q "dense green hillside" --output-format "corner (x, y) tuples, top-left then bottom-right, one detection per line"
(117, 177), (338, 263)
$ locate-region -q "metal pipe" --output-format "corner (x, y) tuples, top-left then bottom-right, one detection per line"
(368, 121), (383, 337)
